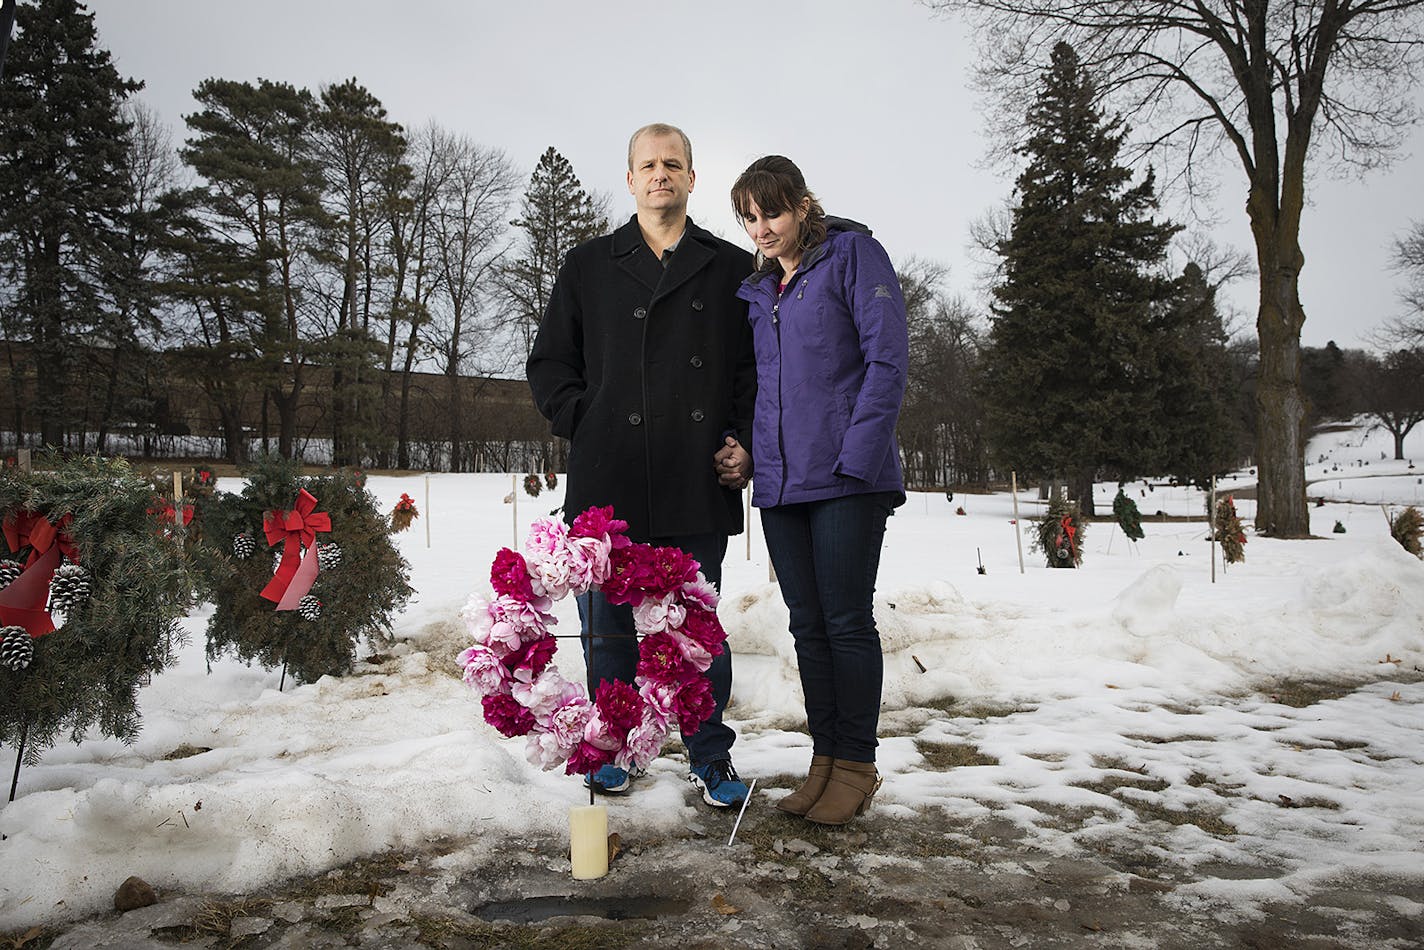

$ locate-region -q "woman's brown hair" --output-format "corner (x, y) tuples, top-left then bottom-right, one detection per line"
(730, 155), (827, 272)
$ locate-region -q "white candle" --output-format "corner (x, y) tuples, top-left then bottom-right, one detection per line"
(569, 804), (608, 880)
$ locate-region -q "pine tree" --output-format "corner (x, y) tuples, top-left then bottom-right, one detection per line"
(0, 0), (141, 449)
(1150, 262), (1243, 489)
(979, 42), (1181, 515)
(180, 78), (327, 459)
(501, 147), (608, 361)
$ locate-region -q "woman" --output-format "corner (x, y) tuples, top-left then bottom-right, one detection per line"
(730, 156), (907, 825)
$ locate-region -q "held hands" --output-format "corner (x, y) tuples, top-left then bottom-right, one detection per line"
(714, 435), (751, 490)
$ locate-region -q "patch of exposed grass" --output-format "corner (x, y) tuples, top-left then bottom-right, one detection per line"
(409, 914), (642, 949)
(274, 847), (430, 904)
(915, 740), (997, 769)
(918, 697), (1034, 720)
(1122, 734), (1217, 745)
(0, 926), (57, 950)
(1261, 680), (1357, 708)
(161, 743), (213, 760)
(1118, 797), (1237, 836)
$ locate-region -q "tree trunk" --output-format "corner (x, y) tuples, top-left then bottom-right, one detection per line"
(1248, 183), (1311, 538)
(1073, 470), (1096, 518)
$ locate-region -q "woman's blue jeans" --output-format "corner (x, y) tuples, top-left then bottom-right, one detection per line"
(575, 533), (734, 767)
(761, 492), (895, 763)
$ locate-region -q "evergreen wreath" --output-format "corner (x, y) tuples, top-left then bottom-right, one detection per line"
(1389, 506), (1422, 559)
(390, 493), (418, 533)
(1112, 488), (1145, 541)
(194, 455), (412, 685)
(1215, 495), (1247, 564)
(459, 505), (724, 776)
(0, 456), (187, 774)
(1031, 494), (1086, 568)
(523, 473), (543, 498)
(544, 472), (558, 491)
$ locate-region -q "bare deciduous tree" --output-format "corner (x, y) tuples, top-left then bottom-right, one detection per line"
(927, 0), (1424, 536)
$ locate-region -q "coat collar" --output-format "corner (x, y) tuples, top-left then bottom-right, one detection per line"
(611, 215), (718, 306)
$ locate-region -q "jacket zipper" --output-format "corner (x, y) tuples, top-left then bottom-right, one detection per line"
(772, 282), (788, 506)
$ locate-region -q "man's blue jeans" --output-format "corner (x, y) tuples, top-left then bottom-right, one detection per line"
(575, 532), (734, 767)
(760, 492), (895, 763)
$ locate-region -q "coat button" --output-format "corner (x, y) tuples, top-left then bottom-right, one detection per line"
(628, 412), (643, 426)
(690, 356), (703, 368)
(633, 307), (647, 320)
(691, 299), (703, 311)
(690, 409), (705, 422)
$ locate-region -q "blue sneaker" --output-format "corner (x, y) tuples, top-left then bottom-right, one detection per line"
(583, 764), (630, 794)
(688, 759), (748, 808)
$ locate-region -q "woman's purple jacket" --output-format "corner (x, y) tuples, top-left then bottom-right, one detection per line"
(736, 217), (908, 509)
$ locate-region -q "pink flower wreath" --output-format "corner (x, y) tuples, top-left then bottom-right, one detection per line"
(458, 506), (726, 776)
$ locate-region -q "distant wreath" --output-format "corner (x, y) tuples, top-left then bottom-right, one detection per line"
(459, 506), (725, 776)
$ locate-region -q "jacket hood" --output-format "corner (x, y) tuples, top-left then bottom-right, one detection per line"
(742, 214), (872, 288)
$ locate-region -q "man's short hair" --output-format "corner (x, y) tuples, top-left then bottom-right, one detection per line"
(627, 123), (693, 171)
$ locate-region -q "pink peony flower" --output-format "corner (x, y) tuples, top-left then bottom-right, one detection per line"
(512, 669), (583, 721)
(665, 627), (714, 672)
(504, 636), (557, 683)
(490, 548), (536, 601)
(525, 731), (571, 772)
(615, 709), (670, 771)
(582, 707), (624, 753)
(485, 594), (555, 653)
(543, 693), (593, 750)
(565, 535), (613, 594)
(522, 518), (574, 599)
(680, 574), (719, 612)
(482, 693), (536, 737)
(458, 644), (511, 694)
(565, 739), (616, 776)
(633, 592), (687, 635)
(645, 545), (700, 596)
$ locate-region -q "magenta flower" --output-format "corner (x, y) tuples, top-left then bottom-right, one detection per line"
(565, 739), (615, 776)
(504, 636), (557, 683)
(679, 606), (727, 656)
(490, 548), (535, 601)
(594, 678), (643, 735)
(482, 693), (536, 737)
(636, 633), (695, 683)
(672, 675), (715, 734)
(570, 505), (628, 541)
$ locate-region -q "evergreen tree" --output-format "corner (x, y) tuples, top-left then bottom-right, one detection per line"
(1151, 262), (1243, 489)
(180, 77), (327, 459)
(979, 42), (1180, 514)
(312, 79), (406, 467)
(501, 147), (608, 361)
(0, 0), (141, 449)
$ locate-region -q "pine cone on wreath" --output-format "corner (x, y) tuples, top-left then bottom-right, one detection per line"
(0, 625), (33, 671)
(317, 541), (343, 571)
(48, 562), (92, 614)
(233, 532), (256, 560)
(0, 558), (23, 590)
(298, 594), (322, 621)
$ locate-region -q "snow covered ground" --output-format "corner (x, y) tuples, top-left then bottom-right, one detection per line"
(2, 419), (1422, 933)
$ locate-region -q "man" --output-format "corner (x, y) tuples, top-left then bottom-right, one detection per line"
(526, 123), (755, 807)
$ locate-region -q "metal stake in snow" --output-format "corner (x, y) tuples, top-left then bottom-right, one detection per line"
(425, 474), (431, 549)
(1011, 472), (1025, 574)
(726, 779), (757, 847)
(1210, 476), (1217, 584)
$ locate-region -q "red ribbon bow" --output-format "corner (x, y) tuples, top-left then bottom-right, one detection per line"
(0, 510), (79, 637)
(1059, 514), (1077, 557)
(260, 489), (331, 608)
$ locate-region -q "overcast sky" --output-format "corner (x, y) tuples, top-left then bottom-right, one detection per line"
(88, 0), (1424, 351)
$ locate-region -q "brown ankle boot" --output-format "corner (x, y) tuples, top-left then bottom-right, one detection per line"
(777, 755), (833, 816)
(804, 759), (882, 826)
